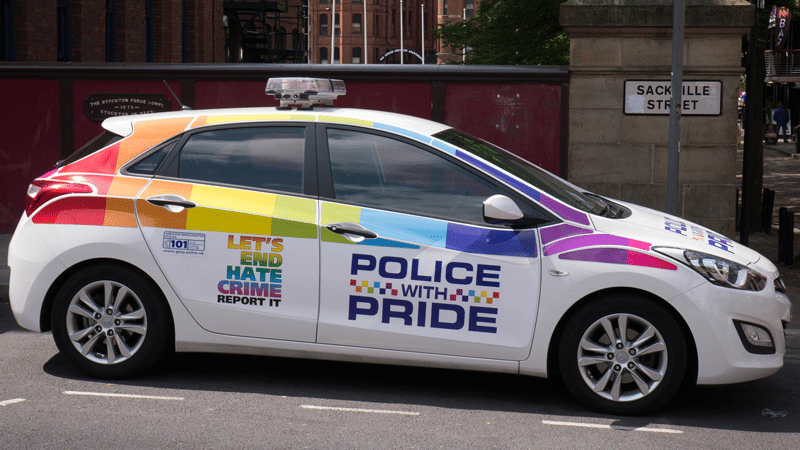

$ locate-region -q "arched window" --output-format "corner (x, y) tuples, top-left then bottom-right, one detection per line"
(334, 13), (339, 36)
(320, 47), (328, 64)
(320, 14), (328, 36)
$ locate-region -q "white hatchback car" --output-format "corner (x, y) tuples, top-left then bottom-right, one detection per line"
(9, 78), (792, 415)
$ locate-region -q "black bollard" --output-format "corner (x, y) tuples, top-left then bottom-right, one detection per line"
(779, 207), (795, 265)
(761, 188), (775, 234)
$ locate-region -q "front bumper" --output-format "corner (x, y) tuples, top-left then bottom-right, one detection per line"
(671, 280), (792, 384)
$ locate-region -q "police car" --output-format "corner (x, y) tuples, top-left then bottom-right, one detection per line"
(9, 78), (792, 415)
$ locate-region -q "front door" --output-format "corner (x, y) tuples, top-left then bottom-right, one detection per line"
(316, 126), (543, 360)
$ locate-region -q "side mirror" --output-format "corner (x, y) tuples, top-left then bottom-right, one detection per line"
(483, 194), (524, 224)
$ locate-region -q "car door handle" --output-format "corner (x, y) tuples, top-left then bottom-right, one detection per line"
(146, 194), (197, 212)
(325, 222), (378, 241)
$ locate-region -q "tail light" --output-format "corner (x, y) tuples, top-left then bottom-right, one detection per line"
(25, 179), (94, 216)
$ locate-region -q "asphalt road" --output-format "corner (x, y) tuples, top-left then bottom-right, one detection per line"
(1, 292), (799, 450)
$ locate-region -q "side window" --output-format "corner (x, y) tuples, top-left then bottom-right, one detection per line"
(127, 138), (178, 175)
(327, 129), (505, 224)
(177, 127), (305, 194)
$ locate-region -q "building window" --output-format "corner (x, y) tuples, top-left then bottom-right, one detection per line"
(320, 47), (328, 64)
(334, 47), (340, 64)
(106, 0), (116, 62)
(352, 47), (361, 64)
(145, 0), (153, 62)
(277, 27), (285, 50)
(407, 11), (411, 37)
(353, 0), (361, 3)
(1, 0), (13, 61)
(352, 14), (361, 34)
(57, 0), (70, 61)
(292, 28), (301, 53)
(375, 47), (380, 63)
(181, 0), (189, 62)
(443, 0), (448, 16)
(466, 0), (474, 17)
(391, 10), (395, 37)
(320, 14), (328, 36)
(374, 13), (379, 37)
(334, 13), (339, 36)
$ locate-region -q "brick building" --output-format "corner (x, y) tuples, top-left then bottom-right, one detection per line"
(0, 0), (478, 64)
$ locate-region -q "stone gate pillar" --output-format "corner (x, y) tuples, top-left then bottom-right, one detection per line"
(560, 0), (753, 236)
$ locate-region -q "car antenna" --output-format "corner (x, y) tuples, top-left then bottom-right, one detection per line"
(163, 80), (192, 110)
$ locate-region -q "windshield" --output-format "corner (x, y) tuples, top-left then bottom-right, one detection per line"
(433, 129), (606, 214)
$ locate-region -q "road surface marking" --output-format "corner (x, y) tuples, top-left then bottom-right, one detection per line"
(0, 398), (25, 407)
(542, 420), (682, 434)
(63, 391), (184, 401)
(301, 405), (420, 416)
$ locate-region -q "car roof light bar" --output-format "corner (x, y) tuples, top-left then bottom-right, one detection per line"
(265, 77), (346, 110)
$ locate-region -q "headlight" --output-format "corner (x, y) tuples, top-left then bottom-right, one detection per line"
(653, 248), (767, 291)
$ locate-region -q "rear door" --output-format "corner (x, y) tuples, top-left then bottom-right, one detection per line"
(316, 126), (547, 360)
(134, 123), (320, 341)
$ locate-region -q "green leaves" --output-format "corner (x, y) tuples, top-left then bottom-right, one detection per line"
(434, 0), (569, 65)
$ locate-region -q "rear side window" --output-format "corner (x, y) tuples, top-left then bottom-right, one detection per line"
(176, 127), (305, 194)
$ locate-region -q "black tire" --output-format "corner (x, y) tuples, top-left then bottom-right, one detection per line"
(558, 294), (687, 415)
(51, 264), (173, 379)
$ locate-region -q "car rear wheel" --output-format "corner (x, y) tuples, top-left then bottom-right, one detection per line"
(558, 294), (687, 415)
(51, 265), (172, 379)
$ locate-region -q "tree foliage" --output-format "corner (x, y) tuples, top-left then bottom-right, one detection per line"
(434, 0), (569, 65)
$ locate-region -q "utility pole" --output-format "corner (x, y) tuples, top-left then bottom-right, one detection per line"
(667, 0), (685, 216)
(400, 0), (405, 64)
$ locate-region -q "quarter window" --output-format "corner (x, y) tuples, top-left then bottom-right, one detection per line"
(127, 139), (178, 175)
(326, 129), (507, 224)
(177, 127), (305, 194)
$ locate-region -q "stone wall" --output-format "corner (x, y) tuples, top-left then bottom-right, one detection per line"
(561, 0), (753, 236)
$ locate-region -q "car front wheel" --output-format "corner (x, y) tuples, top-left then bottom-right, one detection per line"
(558, 294), (688, 415)
(51, 265), (172, 379)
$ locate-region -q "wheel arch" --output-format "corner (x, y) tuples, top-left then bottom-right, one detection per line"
(39, 257), (175, 344)
(545, 286), (698, 388)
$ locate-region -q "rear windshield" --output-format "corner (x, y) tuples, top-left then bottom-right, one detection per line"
(55, 130), (124, 169)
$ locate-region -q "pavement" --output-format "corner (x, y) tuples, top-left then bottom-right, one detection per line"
(1, 146), (799, 355)
(0, 233), (8, 290)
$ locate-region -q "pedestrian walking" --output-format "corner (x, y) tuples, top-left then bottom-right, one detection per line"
(774, 103), (791, 142)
